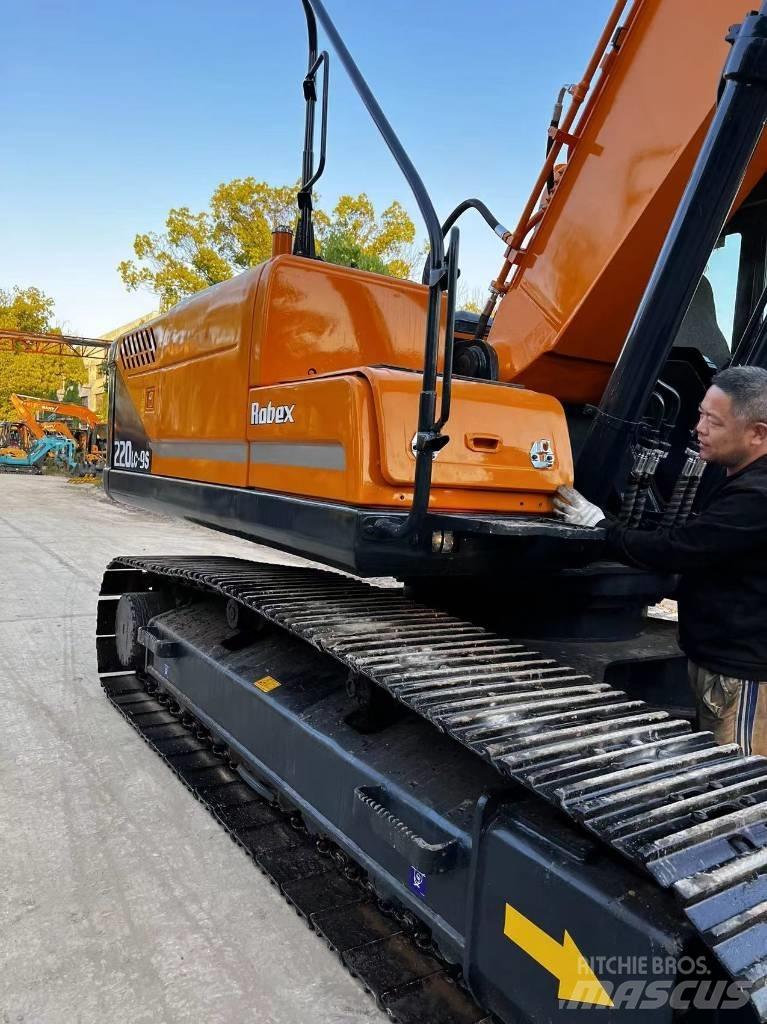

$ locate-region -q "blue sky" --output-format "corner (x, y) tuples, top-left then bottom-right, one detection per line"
(1, 0), (614, 337)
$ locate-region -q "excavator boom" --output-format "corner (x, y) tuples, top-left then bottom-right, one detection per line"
(488, 0), (767, 404)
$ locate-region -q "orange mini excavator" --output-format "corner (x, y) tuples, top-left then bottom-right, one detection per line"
(97, 3), (767, 1021)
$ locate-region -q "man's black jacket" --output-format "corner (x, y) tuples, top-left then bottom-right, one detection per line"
(604, 455), (767, 681)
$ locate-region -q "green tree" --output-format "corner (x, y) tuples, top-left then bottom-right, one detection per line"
(96, 359), (110, 421)
(457, 284), (486, 315)
(118, 178), (418, 311)
(0, 286), (87, 419)
(61, 380), (83, 404)
(0, 355), (88, 420)
(0, 286), (57, 334)
(320, 231), (388, 275)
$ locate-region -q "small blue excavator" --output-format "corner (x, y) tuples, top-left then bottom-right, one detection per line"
(0, 434), (79, 474)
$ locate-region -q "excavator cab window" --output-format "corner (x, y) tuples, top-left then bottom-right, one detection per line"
(706, 231), (742, 352)
(673, 271), (731, 368)
(672, 173), (767, 370)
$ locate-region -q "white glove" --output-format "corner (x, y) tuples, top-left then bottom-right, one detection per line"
(553, 485), (604, 528)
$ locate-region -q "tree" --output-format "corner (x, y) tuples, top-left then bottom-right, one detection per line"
(320, 231), (388, 275)
(457, 284), (486, 315)
(118, 178), (419, 311)
(61, 380), (83, 404)
(0, 286), (86, 420)
(0, 354), (88, 420)
(0, 286), (57, 334)
(324, 194), (416, 279)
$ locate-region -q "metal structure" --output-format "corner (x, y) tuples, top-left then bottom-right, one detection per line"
(0, 328), (110, 361)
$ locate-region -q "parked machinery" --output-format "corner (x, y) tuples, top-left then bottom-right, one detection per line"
(10, 394), (106, 468)
(0, 434), (78, 474)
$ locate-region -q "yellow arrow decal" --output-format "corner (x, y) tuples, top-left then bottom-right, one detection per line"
(503, 903), (613, 1007)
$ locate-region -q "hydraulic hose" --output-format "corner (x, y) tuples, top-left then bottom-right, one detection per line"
(421, 199), (510, 285)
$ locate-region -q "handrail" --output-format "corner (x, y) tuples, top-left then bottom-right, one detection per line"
(302, 51), (330, 193)
(299, 0), (457, 541)
(302, 0), (445, 279)
(435, 229), (460, 432)
(294, 1), (325, 257)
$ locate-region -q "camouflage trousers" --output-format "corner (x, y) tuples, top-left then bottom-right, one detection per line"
(688, 660), (767, 756)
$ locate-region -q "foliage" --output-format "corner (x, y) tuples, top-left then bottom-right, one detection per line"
(118, 178), (419, 310)
(0, 285), (58, 334)
(62, 380), (83, 403)
(0, 353), (88, 420)
(0, 286), (86, 420)
(457, 284), (486, 315)
(320, 231), (388, 275)
(325, 194), (416, 279)
(96, 360), (110, 421)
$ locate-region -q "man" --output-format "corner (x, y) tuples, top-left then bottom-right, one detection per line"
(554, 365), (767, 755)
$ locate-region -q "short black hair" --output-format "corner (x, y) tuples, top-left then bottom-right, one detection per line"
(712, 365), (767, 423)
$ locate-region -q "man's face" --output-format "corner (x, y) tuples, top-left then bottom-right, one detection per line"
(696, 385), (760, 469)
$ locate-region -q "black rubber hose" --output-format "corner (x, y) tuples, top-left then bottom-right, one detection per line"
(421, 199), (509, 285)
(629, 478), (652, 528)
(662, 474), (689, 527)
(619, 475), (641, 524)
(677, 474), (703, 524)
(441, 198), (508, 239)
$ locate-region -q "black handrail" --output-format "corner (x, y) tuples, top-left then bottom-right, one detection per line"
(302, 0), (445, 278)
(302, 51), (329, 193)
(299, 0), (457, 541)
(294, 1), (329, 258)
(731, 274), (767, 366)
(370, 230), (459, 540)
(436, 229), (460, 431)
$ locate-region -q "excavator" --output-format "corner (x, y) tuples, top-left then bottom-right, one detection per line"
(96, 1), (767, 1021)
(8, 393), (106, 470)
(0, 432), (79, 474)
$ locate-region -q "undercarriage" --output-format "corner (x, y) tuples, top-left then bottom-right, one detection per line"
(97, 556), (767, 1024)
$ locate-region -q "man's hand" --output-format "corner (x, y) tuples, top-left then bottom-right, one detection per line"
(553, 485), (605, 528)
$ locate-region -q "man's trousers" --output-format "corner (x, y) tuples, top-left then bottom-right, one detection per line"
(688, 660), (767, 756)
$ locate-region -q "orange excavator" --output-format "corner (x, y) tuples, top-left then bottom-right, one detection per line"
(8, 393), (106, 470)
(96, 2), (767, 1021)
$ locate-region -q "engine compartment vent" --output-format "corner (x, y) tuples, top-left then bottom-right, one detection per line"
(120, 328), (157, 370)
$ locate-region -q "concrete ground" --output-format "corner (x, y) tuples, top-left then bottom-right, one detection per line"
(0, 476), (380, 1024)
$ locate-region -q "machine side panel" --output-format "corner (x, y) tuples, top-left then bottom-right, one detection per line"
(247, 374), (377, 504)
(470, 819), (686, 1023)
(250, 255), (443, 385)
(245, 368), (571, 512)
(489, 0), (767, 404)
(363, 368), (571, 497)
(112, 267), (263, 486)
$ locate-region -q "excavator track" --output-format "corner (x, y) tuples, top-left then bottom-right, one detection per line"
(98, 555), (767, 1021)
(98, 669), (490, 1024)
